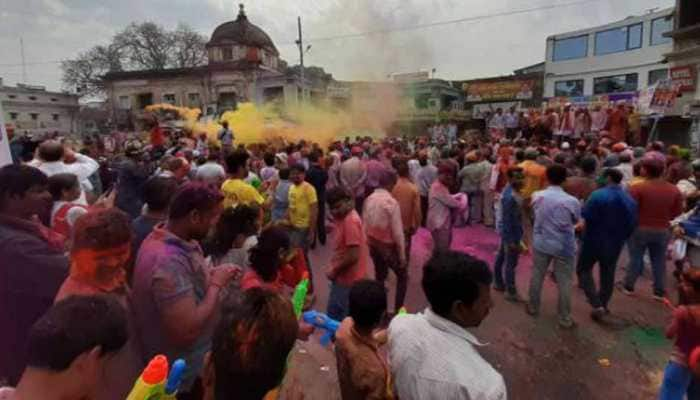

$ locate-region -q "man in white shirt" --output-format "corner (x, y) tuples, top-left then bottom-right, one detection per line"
(29, 140), (98, 206)
(504, 107), (519, 139)
(389, 250), (507, 400)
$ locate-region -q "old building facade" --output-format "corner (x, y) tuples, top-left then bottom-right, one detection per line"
(103, 5), (313, 126)
(0, 79), (80, 137)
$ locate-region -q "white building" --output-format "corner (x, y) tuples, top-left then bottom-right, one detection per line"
(0, 78), (80, 137)
(544, 8), (674, 105)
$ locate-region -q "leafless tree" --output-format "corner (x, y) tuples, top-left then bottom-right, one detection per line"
(62, 21), (207, 97)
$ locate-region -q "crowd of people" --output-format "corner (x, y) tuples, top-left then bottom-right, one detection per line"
(2, 116), (700, 399)
(484, 102), (642, 146)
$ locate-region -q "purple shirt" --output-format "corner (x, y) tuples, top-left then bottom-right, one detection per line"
(131, 224), (212, 390)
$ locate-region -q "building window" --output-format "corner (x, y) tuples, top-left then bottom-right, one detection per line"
(648, 69), (669, 86)
(30, 113), (39, 120)
(554, 80), (585, 97)
(118, 95), (131, 110)
(552, 35), (588, 61)
(187, 93), (200, 106)
(593, 73), (638, 94)
(222, 47), (233, 61)
(163, 94), (177, 105)
(28, 96), (37, 101)
(9, 112), (18, 120)
(650, 16), (673, 46)
(594, 23), (642, 55)
(52, 114), (59, 121)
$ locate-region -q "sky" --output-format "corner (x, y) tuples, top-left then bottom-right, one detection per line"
(0, 0), (676, 92)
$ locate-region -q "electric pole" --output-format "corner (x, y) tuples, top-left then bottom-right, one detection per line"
(20, 37), (27, 83)
(297, 16), (305, 103)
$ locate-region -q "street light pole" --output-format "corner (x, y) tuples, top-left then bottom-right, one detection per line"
(297, 16), (305, 103)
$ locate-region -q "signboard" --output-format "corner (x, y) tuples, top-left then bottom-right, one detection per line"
(637, 79), (680, 115)
(392, 71), (429, 83)
(472, 102), (521, 119)
(548, 92), (637, 109)
(0, 101), (13, 167)
(326, 85), (351, 98)
(671, 65), (697, 93)
(463, 79), (535, 102)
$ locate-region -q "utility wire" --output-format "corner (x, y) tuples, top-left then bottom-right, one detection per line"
(0, 0), (603, 66)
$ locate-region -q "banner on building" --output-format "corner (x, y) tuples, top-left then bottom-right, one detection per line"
(392, 71), (430, 83)
(472, 102), (522, 119)
(671, 65), (697, 93)
(637, 79), (680, 115)
(547, 92), (637, 109)
(0, 101), (13, 167)
(463, 80), (535, 102)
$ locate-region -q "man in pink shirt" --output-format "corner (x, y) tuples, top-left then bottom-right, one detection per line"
(325, 186), (370, 321)
(363, 169), (407, 314)
(427, 163), (462, 252)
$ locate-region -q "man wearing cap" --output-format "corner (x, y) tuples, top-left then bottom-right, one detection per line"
(620, 157), (683, 301)
(340, 146), (367, 213)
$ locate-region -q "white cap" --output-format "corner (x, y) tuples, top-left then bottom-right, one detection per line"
(561, 142), (571, 150)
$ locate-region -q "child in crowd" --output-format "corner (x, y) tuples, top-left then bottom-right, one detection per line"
(242, 226), (307, 293)
(206, 205), (260, 269)
(335, 280), (392, 400)
(659, 269), (700, 399)
(48, 173), (88, 238)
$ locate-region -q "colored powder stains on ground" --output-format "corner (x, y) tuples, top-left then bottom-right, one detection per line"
(628, 327), (668, 348)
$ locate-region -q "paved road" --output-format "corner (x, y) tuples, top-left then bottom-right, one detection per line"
(280, 224), (672, 400)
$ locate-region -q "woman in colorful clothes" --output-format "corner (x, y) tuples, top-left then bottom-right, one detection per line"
(659, 269), (700, 399)
(53, 208), (142, 400)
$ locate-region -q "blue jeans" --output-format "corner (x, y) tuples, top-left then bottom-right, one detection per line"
(327, 282), (351, 321)
(494, 241), (520, 294)
(623, 228), (670, 296)
(659, 361), (700, 400)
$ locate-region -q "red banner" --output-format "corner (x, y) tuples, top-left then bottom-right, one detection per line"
(671, 65), (697, 93)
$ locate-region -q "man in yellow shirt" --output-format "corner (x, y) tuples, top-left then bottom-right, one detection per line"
(287, 164), (318, 292)
(518, 148), (547, 249)
(221, 151), (264, 209)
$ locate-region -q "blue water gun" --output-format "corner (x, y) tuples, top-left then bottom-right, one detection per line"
(163, 359), (187, 399)
(302, 310), (340, 346)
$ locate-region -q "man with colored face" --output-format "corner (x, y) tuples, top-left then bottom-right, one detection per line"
(0, 165), (69, 386)
(131, 183), (241, 396)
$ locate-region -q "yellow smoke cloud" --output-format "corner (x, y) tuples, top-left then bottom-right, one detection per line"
(145, 100), (388, 148)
